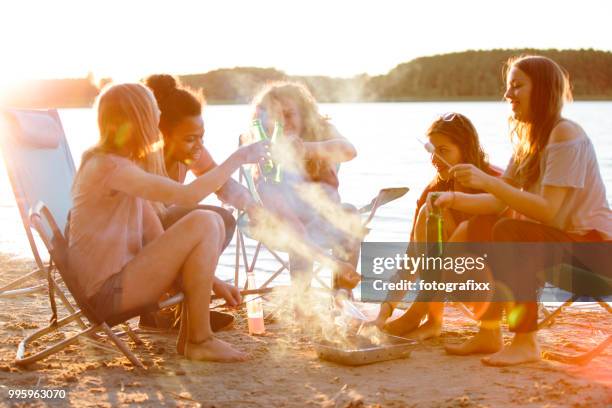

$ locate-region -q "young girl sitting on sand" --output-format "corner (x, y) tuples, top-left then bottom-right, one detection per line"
(372, 113), (500, 340)
(244, 81), (361, 291)
(68, 83), (268, 362)
(436, 55), (612, 366)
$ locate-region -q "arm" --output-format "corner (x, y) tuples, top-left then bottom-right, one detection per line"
(450, 122), (579, 224)
(303, 125), (357, 163)
(483, 177), (569, 224)
(449, 192), (508, 215)
(216, 179), (259, 212)
(191, 147), (258, 211)
(107, 143), (266, 207)
(447, 170), (569, 223)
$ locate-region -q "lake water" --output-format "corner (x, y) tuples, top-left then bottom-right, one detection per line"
(1, 102), (611, 287)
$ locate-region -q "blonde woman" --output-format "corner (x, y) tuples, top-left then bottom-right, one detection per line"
(68, 83), (268, 362)
(245, 81), (361, 291)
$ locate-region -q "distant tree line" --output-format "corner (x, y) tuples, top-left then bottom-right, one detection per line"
(364, 49), (612, 101)
(3, 49), (612, 108)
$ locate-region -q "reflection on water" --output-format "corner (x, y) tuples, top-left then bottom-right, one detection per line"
(1, 102), (611, 287)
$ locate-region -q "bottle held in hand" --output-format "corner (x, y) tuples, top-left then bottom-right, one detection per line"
(426, 192), (444, 256)
(251, 119), (275, 178)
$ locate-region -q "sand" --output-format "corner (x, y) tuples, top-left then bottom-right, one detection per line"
(1, 253), (611, 407)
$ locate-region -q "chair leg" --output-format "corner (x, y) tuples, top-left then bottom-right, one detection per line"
(234, 231), (242, 288)
(249, 242), (262, 273)
(545, 335), (612, 366)
(122, 323), (144, 345)
(101, 323), (145, 369)
(260, 265), (287, 289)
(537, 295), (578, 330)
(0, 268), (46, 296)
(595, 298), (612, 314)
(51, 278), (87, 329)
(240, 233), (250, 274)
(15, 311), (97, 366)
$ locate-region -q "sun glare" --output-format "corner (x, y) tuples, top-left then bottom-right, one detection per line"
(2, 0), (611, 83)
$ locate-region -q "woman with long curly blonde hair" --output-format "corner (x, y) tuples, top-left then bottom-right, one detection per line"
(246, 81), (361, 292)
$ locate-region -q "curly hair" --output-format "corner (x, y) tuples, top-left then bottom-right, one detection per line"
(251, 81), (335, 180)
(144, 74), (205, 139)
(251, 81), (330, 142)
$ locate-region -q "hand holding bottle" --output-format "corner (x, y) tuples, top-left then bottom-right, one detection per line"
(236, 140), (270, 165)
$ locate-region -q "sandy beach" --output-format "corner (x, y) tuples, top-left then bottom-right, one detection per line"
(1, 253), (610, 407)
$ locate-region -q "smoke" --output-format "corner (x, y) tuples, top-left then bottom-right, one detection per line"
(244, 128), (364, 286)
(241, 101), (389, 351)
(267, 286), (389, 353)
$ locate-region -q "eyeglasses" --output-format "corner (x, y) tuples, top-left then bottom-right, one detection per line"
(440, 112), (459, 122)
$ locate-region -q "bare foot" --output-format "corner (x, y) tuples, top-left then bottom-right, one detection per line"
(185, 337), (250, 362)
(445, 328), (503, 355)
(481, 332), (541, 366)
(406, 319), (442, 341)
(383, 304), (428, 336)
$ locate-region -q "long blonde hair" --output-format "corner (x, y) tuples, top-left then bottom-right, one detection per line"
(251, 81), (330, 142)
(251, 81), (332, 178)
(77, 83), (168, 211)
(505, 55), (572, 188)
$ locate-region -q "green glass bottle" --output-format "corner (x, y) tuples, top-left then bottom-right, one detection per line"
(251, 119), (274, 176)
(426, 192), (444, 256)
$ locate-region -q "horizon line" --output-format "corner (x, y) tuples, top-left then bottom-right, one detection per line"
(8, 47), (611, 85)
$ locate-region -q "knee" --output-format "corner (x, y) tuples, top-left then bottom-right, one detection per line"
(416, 204), (428, 220)
(185, 210), (225, 241)
(216, 207), (237, 234)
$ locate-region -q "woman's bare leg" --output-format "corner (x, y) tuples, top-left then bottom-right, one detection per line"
(444, 221), (503, 355)
(119, 210), (248, 362)
(257, 183), (356, 288)
(406, 220), (471, 340)
(383, 206), (433, 335)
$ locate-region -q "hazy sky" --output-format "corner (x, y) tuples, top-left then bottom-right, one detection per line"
(1, 0), (611, 86)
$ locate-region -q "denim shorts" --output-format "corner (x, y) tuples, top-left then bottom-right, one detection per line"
(87, 271), (124, 322)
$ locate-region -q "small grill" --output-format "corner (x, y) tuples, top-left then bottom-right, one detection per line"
(314, 334), (417, 366)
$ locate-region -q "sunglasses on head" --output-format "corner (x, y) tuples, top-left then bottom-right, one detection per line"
(440, 112), (459, 122)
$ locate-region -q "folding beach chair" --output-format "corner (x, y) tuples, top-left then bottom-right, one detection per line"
(536, 263), (612, 365)
(15, 201), (184, 368)
(233, 161), (409, 293)
(0, 109), (75, 299)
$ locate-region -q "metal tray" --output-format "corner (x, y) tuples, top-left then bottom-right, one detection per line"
(314, 334), (417, 366)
